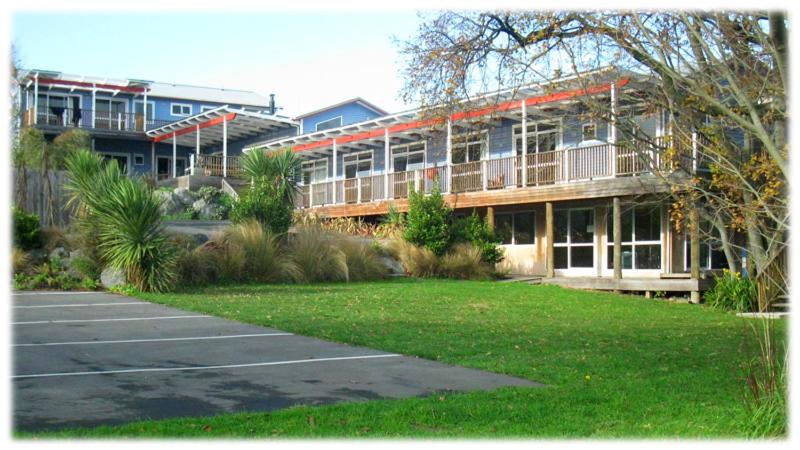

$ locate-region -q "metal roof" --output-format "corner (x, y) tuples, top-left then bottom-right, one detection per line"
(145, 106), (298, 148)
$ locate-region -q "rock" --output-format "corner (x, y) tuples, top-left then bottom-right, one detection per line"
(192, 199), (220, 220)
(155, 190), (183, 216)
(380, 256), (405, 276)
(49, 246), (68, 261)
(191, 233), (209, 245)
(68, 249), (83, 261)
(174, 187), (196, 206)
(100, 266), (126, 288)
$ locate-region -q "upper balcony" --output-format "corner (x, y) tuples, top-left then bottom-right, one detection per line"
(21, 107), (173, 136)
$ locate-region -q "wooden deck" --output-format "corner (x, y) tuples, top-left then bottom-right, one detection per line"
(305, 175), (675, 218)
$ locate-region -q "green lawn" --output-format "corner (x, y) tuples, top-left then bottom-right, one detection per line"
(20, 279), (786, 438)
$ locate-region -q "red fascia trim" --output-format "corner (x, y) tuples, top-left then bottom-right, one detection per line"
(36, 77), (148, 93)
(151, 113), (237, 143)
(290, 78), (630, 153)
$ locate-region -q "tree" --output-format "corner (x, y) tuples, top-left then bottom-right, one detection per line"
(400, 11), (787, 309)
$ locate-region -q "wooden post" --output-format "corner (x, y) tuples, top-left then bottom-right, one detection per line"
(521, 100), (527, 187)
(172, 135), (177, 178)
(689, 206), (701, 303)
(384, 128), (390, 199)
(610, 81), (618, 177)
(222, 115), (228, 178)
(486, 206), (495, 230)
(613, 197), (622, 280)
(332, 139), (338, 203)
(546, 202), (554, 278)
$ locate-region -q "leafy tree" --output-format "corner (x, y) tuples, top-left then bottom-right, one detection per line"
(403, 183), (452, 256)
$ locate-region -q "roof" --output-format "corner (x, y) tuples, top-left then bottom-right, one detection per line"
(145, 106), (298, 148)
(295, 97), (389, 119)
(20, 69), (272, 107)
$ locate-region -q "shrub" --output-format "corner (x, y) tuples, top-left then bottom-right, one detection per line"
(199, 231), (247, 283)
(40, 226), (69, 253)
(225, 220), (299, 282)
(231, 179), (293, 234)
(704, 269), (758, 312)
(388, 239), (440, 278)
(288, 225), (348, 282)
(438, 243), (493, 280)
(337, 237), (389, 281)
(68, 255), (100, 281)
(452, 211), (504, 265)
(375, 204), (406, 239)
(403, 184), (452, 255)
(175, 246), (217, 285)
(12, 248), (31, 275)
(13, 205), (41, 250)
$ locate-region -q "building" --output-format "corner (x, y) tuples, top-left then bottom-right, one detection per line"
(17, 67), (725, 297)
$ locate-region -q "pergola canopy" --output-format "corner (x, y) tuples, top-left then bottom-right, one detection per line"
(146, 106), (298, 148)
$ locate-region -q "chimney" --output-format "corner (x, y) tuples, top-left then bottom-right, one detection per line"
(553, 68), (562, 79)
(269, 94), (276, 115)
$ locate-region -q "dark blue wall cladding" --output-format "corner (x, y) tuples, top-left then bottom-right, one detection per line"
(301, 102), (384, 134)
(93, 137), (195, 176)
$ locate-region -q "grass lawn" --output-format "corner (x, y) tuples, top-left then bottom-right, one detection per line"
(20, 279), (786, 438)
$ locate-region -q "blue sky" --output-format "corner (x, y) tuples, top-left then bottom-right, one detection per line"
(12, 12), (422, 116)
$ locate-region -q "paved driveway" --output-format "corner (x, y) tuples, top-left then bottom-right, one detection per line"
(12, 291), (539, 431)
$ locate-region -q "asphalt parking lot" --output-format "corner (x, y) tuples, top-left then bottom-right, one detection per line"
(13, 291), (539, 431)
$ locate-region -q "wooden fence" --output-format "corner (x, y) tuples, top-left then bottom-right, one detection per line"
(12, 168), (74, 227)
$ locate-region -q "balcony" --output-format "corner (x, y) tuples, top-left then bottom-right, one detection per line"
(296, 141), (685, 213)
(22, 107), (173, 133)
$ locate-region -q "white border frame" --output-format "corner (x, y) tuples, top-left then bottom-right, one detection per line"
(553, 207), (597, 276)
(342, 149), (374, 179)
(451, 130), (489, 164)
(511, 117), (564, 155)
(390, 140), (427, 173)
(301, 158), (329, 184)
(315, 115), (343, 132)
(495, 210), (536, 246)
(133, 154), (145, 166)
(601, 205), (664, 277)
(170, 102), (193, 117)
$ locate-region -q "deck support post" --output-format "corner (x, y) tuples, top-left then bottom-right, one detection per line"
(486, 206), (495, 230)
(613, 197), (622, 280)
(142, 89), (148, 132)
(610, 81), (618, 177)
(689, 206), (701, 303)
(446, 119), (452, 193)
(384, 129), (390, 199)
(91, 85), (96, 128)
(33, 74), (38, 125)
(172, 135), (177, 178)
(332, 139), (338, 203)
(521, 100), (527, 186)
(546, 202), (554, 278)
(196, 124), (200, 157)
(222, 115), (228, 178)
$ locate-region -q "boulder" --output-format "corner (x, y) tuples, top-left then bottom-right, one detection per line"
(380, 256), (405, 276)
(192, 199), (220, 220)
(174, 187), (196, 206)
(100, 266), (126, 288)
(49, 246), (69, 261)
(191, 233), (209, 245)
(155, 190), (183, 216)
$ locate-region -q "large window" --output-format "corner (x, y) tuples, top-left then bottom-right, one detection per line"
(391, 142), (426, 172)
(554, 209), (595, 269)
(606, 205), (662, 270)
(171, 103), (192, 116)
(301, 159), (328, 184)
(513, 120), (560, 155)
(452, 132), (486, 164)
(343, 151), (373, 179)
(495, 211), (535, 245)
(685, 221), (728, 271)
(315, 116), (342, 132)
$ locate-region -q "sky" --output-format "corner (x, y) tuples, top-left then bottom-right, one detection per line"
(11, 11), (422, 117)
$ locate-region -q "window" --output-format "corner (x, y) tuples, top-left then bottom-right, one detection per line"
(134, 154), (145, 166)
(582, 123), (597, 141)
(513, 120), (560, 156)
(554, 209), (595, 269)
(200, 105), (217, 113)
(315, 116), (343, 132)
(343, 151), (373, 179)
(452, 132), (486, 164)
(391, 142), (426, 172)
(495, 211), (535, 245)
(301, 159), (328, 184)
(606, 205), (662, 270)
(171, 103), (192, 116)
(685, 221), (728, 271)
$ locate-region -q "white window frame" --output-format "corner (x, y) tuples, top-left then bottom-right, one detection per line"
(683, 221), (727, 272)
(133, 154), (145, 166)
(171, 103), (192, 117)
(554, 207), (597, 275)
(451, 130), (488, 164)
(343, 150), (374, 179)
(98, 151), (131, 172)
(603, 205), (663, 275)
(511, 118), (564, 155)
(200, 105), (218, 113)
(133, 100), (155, 119)
(581, 122), (597, 141)
(495, 210), (536, 246)
(301, 158), (329, 184)
(315, 115), (343, 132)
(390, 141), (427, 173)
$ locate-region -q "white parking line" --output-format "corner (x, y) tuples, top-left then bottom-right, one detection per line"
(13, 302), (145, 309)
(13, 315), (211, 325)
(13, 291), (108, 296)
(12, 354), (402, 379)
(14, 333), (293, 347)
